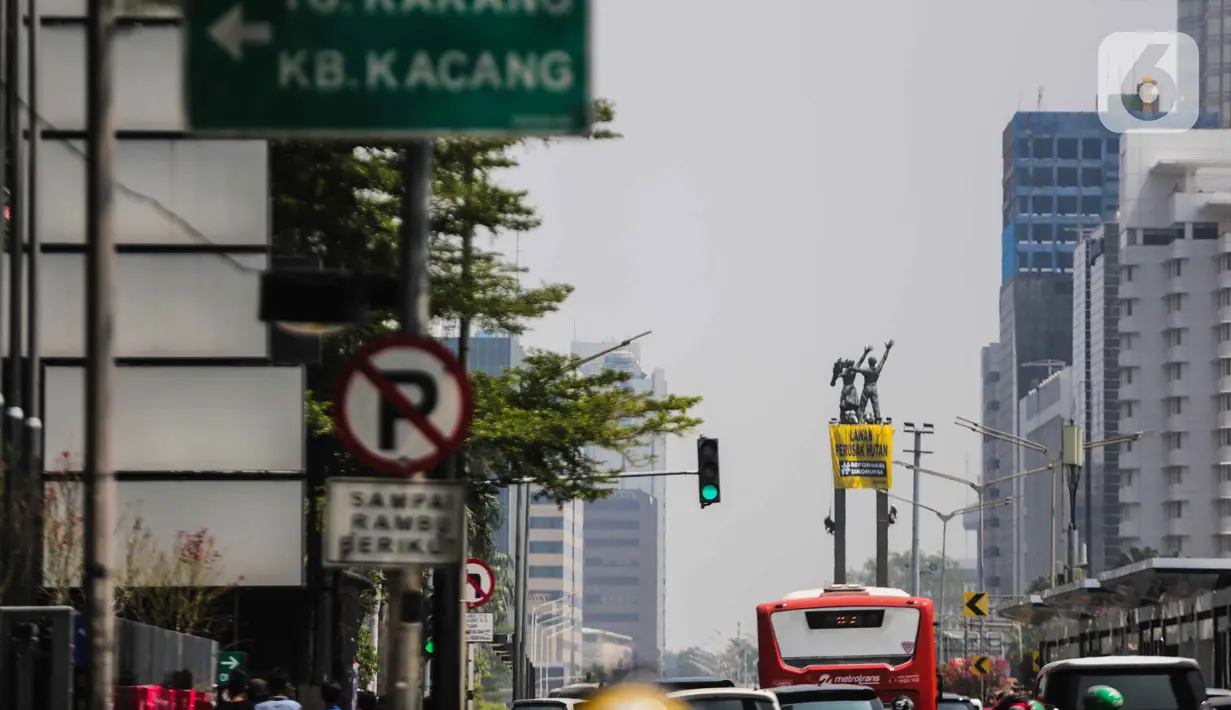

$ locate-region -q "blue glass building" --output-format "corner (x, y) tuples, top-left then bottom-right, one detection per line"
(442, 331), (524, 556)
(1001, 111), (1221, 283)
(1001, 112), (1121, 282)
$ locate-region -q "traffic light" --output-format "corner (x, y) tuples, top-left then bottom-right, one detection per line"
(493, 632), (513, 666)
(422, 591), (435, 657)
(697, 436), (720, 508)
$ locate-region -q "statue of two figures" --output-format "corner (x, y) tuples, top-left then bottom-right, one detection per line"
(830, 340), (894, 424)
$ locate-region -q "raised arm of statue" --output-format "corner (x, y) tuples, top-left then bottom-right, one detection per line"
(855, 348), (870, 369)
(876, 340), (894, 372)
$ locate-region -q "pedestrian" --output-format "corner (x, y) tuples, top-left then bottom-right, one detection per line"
(249, 678), (270, 705)
(320, 681), (343, 710)
(254, 668), (302, 710)
(220, 670), (256, 710)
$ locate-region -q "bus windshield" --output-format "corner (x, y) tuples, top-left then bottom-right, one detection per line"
(770, 606), (920, 667)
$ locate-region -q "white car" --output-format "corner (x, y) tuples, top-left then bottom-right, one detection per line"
(669, 686), (783, 710)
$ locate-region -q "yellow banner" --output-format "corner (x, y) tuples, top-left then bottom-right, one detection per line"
(830, 423), (894, 490)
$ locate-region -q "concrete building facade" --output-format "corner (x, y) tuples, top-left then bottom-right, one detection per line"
(1112, 130), (1231, 557)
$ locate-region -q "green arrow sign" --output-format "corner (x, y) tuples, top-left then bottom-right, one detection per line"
(217, 651), (247, 686)
(184, 0), (593, 137)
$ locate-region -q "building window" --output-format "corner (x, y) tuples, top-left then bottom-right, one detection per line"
(1121, 401), (1134, 418)
(1166, 258), (1184, 278)
(588, 538), (640, 548)
(1165, 328), (1185, 347)
(1121, 298), (1135, 316)
(529, 541), (564, 554)
(1219, 289), (1231, 309)
(1165, 293), (1185, 313)
(1081, 167), (1104, 187)
(1057, 167), (1079, 188)
(1121, 368), (1135, 385)
(1122, 470), (1136, 487)
(1122, 333), (1134, 351)
(1119, 504), (1136, 522)
(587, 576), (639, 586)
(1165, 363), (1185, 382)
(1218, 429), (1231, 448)
(530, 517), (564, 529)
(1219, 394), (1231, 413)
(587, 613), (640, 623)
(1057, 138), (1079, 159)
(1165, 466), (1184, 486)
(1219, 359), (1231, 378)
(587, 519), (640, 531)
(1218, 323), (1231, 343)
(1220, 253), (1231, 273)
(1165, 432), (1186, 450)
(1122, 265), (1135, 282)
(1082, 138), (1102, 159)
(529, 566), (564, 578)
(1166, 501), (1186, 519)
(1165, 397), (1184, 416)
(1033, 138), (1053, 158)
(1056, 196), (1078, 216)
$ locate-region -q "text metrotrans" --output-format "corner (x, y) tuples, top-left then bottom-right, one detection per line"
(756, 585), (937, 710)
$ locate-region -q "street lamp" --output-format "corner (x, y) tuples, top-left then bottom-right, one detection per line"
(954, 416), (1142, 587)
(892, 460), (1051, 596)
(884, 493), (1015, 618)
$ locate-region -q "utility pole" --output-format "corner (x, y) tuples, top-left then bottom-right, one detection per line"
(386, 141), (434, 710)
(901, 422), (934, 596)
(83, 0), (118, 706)
(21, 0), (44, 607)
(833, 485), (846, 583)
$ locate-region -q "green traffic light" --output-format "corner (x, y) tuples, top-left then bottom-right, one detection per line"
(701, 484), (719, 501)
(424, 638), (434, 654)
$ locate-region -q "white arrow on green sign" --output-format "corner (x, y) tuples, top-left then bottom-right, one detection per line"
(184, 0), (593, 137)
(217, 651), (247, 685)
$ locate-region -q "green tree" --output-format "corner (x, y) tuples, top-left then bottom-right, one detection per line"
(676, 647), (716, 677)
(273, 98), (701, 545)
(847, 551), (974, 615)
(1027, 575), (1051, 594)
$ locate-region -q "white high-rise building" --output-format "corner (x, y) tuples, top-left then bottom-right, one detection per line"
(572, 341), (668, 669)
(1110, 129), (1231, 556)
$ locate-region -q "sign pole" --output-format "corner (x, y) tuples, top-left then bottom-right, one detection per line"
(385, 139), (434, 710)
(83, 0), (119, 705)
(833, 488), (846, 584)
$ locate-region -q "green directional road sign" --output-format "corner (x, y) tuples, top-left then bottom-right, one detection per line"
(217, 651), (247, 686)
(184, 0), (592, 137)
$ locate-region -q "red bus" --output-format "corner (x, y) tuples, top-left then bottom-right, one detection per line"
(756, 584), (938, 710)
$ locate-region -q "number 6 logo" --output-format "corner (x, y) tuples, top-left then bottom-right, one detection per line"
(1098, 32), (1201, 133)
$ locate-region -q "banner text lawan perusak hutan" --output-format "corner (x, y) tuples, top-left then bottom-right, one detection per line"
(829, 423), (894, 490)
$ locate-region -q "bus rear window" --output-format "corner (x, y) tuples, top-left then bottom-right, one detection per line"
(770, 606), (920, 667)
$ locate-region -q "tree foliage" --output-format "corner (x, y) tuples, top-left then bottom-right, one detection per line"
(848, 551), (974, 616)
(1111, 546), (1178, 567)
(272, 98), (702, 512)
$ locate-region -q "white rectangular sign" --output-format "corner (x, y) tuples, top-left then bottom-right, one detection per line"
(324, 478), (465, 568)
(466, 613), (494, 643)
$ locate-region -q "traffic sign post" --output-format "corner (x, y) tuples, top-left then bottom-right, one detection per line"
(465, 613), (494, 643)
(971, 656), (991, 676)
(464, 558), (496, 609)
(323, 477), (466, 567)
(964, 591), (989, 617)
(334, 333), (474, 475)
(184, 0), (593, 137)
(217, 651), (247, 687)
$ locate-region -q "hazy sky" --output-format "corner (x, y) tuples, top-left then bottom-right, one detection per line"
(496, 0), (1177, 651)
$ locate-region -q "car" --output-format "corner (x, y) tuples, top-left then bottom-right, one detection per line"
(668, 687), (782, 710)
(657, 678), (738, 692)
(512, 698), (590, 709)
(938, 692), (978, 710)
(770, 684), (886, 710)
(1035, 656), (1206, 710)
